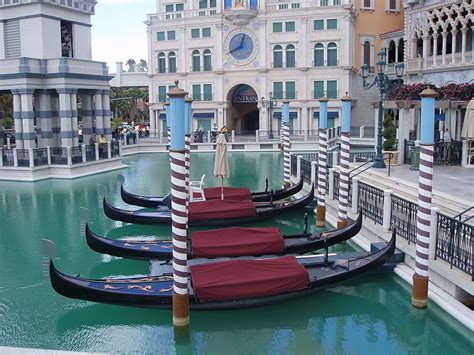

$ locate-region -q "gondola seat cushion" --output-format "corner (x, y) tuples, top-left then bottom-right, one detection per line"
(189, 199), (256, 221)
(190, 256), (309, 302)
(198, 187), (253, 201)
(192, 227), (285, 257)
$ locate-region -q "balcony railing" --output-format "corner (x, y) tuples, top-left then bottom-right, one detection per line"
(266, 0), (347, 10)
(190, 65), (213, 72)
(406, 51), (473, 72)
(147, 8), (218, 22)
(270, 91), (297, 100)
(271, 62), (297, 69)
(312, 91), (339, 99)
(192, 93), (214, 102)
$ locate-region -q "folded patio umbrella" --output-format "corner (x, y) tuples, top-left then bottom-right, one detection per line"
(214, 133), (230, 199)
(461, 98), (474, 163)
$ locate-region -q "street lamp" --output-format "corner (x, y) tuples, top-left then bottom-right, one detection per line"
(361, 50), (404, 168)
(260, 94), (278, 139)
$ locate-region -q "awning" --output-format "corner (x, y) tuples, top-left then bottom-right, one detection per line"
(313, 111), (339, 119)
(193, 112), (215, 119)
(190, 256), (309, 302)
(200, 186), (252, 201)
(273, 112), (298, 119)
(191, 227), (285, 257)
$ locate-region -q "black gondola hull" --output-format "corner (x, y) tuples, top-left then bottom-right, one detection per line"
(85, 213), (363, 261)
(104, 187), (314, 227)
(120, 178), (304, 208)
(50, 233), (395, 310)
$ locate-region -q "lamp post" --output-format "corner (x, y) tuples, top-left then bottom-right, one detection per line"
(361, 50), (404, 168)
(260, 94), (278, 139)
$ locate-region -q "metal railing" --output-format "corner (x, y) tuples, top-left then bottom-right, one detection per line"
(50, 147), (68, 165)
(391, 195), (418, 244)
(17, 149), (30, 167)
(111, 141), (120, 158)
(358, 181), (384, 224)
(405, 140), (462, 166)
(2, 149), (14, 166)
(333, 171), (352, 203)
(436, 213), (473, 279)
(71, 147), (82, 164)
(291, 154), (298, 176)
(301, 158), (312, 183)
(33, 148), (48, 167)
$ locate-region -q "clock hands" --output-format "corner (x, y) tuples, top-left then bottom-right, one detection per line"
(239, 34), (245, 50)
(227, 34), (246, 55)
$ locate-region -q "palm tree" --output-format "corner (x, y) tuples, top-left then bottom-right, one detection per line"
(125, 59), (136, 72)
(138, 59), (148, 72)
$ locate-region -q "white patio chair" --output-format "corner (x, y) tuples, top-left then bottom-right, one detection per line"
(189, 174), (206, 202)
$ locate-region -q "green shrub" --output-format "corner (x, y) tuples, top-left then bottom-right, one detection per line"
(3, 116), (13, 129)
(382, 112), (396, 151)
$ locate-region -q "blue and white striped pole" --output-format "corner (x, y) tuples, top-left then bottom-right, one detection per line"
(168, 81), (189, 326)
(165, 100), (171, 146)
(337, 95), (352, 228)
(412, 88), (437, 309)
(282, 100), (291, 188)
(316, 96), (328, 227)
(184, 95), (193, 217)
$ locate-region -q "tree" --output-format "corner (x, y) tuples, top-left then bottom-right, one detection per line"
(138, 59), (148, 72)
(382, 111), (397, 151)
(125, 59), (136, 72)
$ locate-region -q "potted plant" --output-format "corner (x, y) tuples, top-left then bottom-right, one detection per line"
(382, 111), (399, 165)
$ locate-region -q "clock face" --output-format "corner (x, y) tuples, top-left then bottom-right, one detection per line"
(224, 28), (259, 66)
(229, 33), (254, 61)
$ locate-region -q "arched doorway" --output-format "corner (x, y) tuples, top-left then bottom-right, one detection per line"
(226, 84), (259, 132)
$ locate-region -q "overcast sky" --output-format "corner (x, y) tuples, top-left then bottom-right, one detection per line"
(91, 0), (155, 73)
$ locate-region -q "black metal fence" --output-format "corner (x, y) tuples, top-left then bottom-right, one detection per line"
(358, 181), (384, 224)
(350, 151), (375, 162)
(85, 145), (95, 162)
(391, 195), (417, 244)
(16, 149), (30, 167)
(405, 140), (462, 165)
(291, 155), (298, 176)
(50, 147), (68, 165)
(436, 213), (473, 278)
(2, 149), (14, 166)
(301, 158), (312, 183)
(404, 140), (415, 164)
(33, 148), (48, 167)
(111, 141), (120, 158)
(333, 172), (352, 204)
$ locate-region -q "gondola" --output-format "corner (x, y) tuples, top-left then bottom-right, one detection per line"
(49, 232), (395, 310)
(120, 178), (304, 208)
(85, 213), (362, 260)
(103, 186), (314, 227)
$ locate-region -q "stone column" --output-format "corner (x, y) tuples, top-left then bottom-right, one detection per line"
(71, 89), (79, 146)
(38, 91), (53, 148)
(451, 30), (457, 65)
(422, 35), (429, 69)
(301, 18), (307, 67)
(432, 34), (438, 67)
(12, 90), (24, 149)
(102, 89), (112, 141)
(398, 107), (411, 164)
(51, 95), (61, 147)
(258, 103), (267, 131)
(461, 28), (467, 64)
(19, 89), (36, 149)
(441, 31), (447, 66)
(81, 94), (94, 145)
(57, 89), (73, 147)
(150, 109), (156, 137)
(215, 24), (223, 71)
(94, 91), (104, 136)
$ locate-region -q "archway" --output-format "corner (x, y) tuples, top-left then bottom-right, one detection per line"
(226, 84), (259, 132)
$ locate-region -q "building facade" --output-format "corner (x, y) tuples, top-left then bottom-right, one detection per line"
(147, 0), (356, 137)
(0, 0), (112, 149)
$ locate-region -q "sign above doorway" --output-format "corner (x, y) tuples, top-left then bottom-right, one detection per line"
(232, 84), (258, 104)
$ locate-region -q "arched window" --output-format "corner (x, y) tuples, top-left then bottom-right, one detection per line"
(192, 50), (201, 72)
(158, 52), (166, 73)
(273, 45), (283, 68)
(203, 49), (212, 71)
(314, 43), (324, 66)
(327, 42), (337, 66)
(388, 40), (396, 63)
(363, 41), (371, 67)
(168, 51), (176, 73)
(398, 38), (404, 62)
(286, 44), (295, 68)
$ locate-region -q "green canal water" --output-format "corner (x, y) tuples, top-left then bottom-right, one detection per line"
(0, 152), (472, 354)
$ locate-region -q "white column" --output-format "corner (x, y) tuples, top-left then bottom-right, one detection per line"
(351, 177), (359, 214)
(422, 35), (429, 69)
(301, 18), (307, 67)
(451, 30), (457, 65)
(81, 94), (93, 144)
(441, 31), (447, 66)
(461, 28), (467, 64)
(215, 24), (223, 71)
(395, 44), (399, 64)
(20, 89), (36, 149)
(94, 91), (104, 136)
(12, 90), (23, 149)
(429, 207), (439, 260)
(71, 90), (79, 147)
(51, 96), (61, 147)
(432, 34), (438, 67)
(102, 90), (112, 141)
(38, 91), (53, 148)
(57, 89), (73, 147)
(301, 106), (308, 139)
(150, 109), (156, 137)
(382, 189), (392, 231)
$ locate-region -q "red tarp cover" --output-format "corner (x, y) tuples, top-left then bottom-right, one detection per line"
(191, 227), (285, 257)
(201, 187), (252, 201)
(188, 199), (256, 221)
(190, 256), (309, 302)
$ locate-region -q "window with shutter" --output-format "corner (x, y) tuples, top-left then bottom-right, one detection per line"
(4, 20), (21, 58)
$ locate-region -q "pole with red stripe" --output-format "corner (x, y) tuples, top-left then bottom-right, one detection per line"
(412, 88), (437, 309)
(337, 95), (352, 228)
(316, 96), (328, 227)
(282, 100), (291, 188)
(167, 80), (189, 325)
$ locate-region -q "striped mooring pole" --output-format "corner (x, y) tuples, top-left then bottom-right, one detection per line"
(165, 100), (171, 146)
(167, 81), (190, 326)
(184, 95), (193, 213)
(412, 88), (437, 309)
(316, 96), (329, 227)
(282, 100), (291, 189)
(337, 95), (352, 229)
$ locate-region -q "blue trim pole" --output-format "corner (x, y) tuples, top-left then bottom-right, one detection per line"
(170, 97), (185, 150)
(341, 98), (351, 133)
(282, 101), (289, 124)
(319, 99), (328, 130)
(184, 96), (193, 134)
(420, 95), (435, 145)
